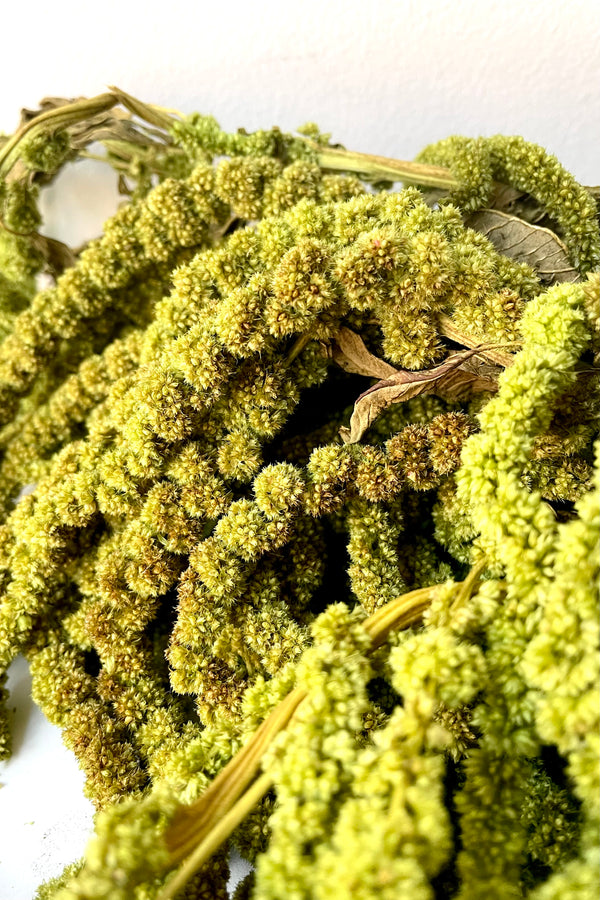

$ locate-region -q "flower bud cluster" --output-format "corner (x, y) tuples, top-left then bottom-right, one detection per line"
(417, 134), (600, 272)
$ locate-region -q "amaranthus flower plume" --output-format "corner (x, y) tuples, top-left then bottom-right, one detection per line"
(0, 90), (597, 900)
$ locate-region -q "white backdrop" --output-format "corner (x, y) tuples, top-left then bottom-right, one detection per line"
(0, 1), (599, 897)
(1, 0), (599, 183)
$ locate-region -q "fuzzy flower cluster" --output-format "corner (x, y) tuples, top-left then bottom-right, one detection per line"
(416, 134), (600, 273)
(0, 101), (597, 900)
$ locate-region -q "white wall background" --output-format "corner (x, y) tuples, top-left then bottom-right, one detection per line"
(1, 0), (599, 184)
(0, 1), (599, 897)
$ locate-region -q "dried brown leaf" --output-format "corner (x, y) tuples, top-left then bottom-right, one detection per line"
(437, 313), (517, 368)
(18, 97), (169, 156)
(30, 233), (77, 277)
(108, 85), (176, 132)
(467, 209), (579, 284)
(70, 111), (168, 150)
(458, 353), (503, 382)
(18, 96), (81, 127)
(340, 348), (498, 444)
(331, 326), (398, 378)
(488, 184), (548, 225)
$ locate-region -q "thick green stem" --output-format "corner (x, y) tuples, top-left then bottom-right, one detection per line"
(0, 89), (177, 180)
(157, 567), (489, 898)
(166, 688), (305, 861)
(308, 142), (458, 189)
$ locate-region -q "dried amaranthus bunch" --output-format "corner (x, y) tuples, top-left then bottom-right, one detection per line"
(0, 89), (598, 900)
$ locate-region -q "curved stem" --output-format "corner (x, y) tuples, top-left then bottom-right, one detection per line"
(166, 687), (305, 861)
(363, 585), (435, 649)
(0, 94), (117, 177)
(449, 555), (489, 613)
(159, 566), (490, 897)
(0, 89), (178, 180)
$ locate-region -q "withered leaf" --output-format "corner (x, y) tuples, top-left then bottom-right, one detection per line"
(488, 183), (548, 225)
(19, 97), (169, 155)
(69, 110), (168, 150)
(19, 96), (80, 127)
(458, 353), (503, 382)
(331, 326), (398, 378)
(339, 348), (498, 444)
(436, 313), (516, 368)
(467, 209), (579, 284)
(108, 85), (176, 133)
(30, 233), (77, 277)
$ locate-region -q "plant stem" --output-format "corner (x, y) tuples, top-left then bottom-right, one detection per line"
(363, 585), (436, 649)
(0, 89), (177, 180)
(158, 772), (273, 900)
(306, 141), (458, 190)
(165, 582), (436, 862)
(162, 578), (464, 891)
(449, 556), (489, 613)
(108, 85), (178, 132)
(436, 314), (518, 368)
(285, 333), (312, 365)
(166, 687), (305, 862)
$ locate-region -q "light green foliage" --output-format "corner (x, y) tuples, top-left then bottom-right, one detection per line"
(0, 104), (598, 900)
(345, 498), (406, 611)
(523, 448), (600, 894)
(448, 285), (597, 898)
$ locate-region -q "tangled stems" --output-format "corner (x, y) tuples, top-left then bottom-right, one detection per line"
(0, 95), (118, 178)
